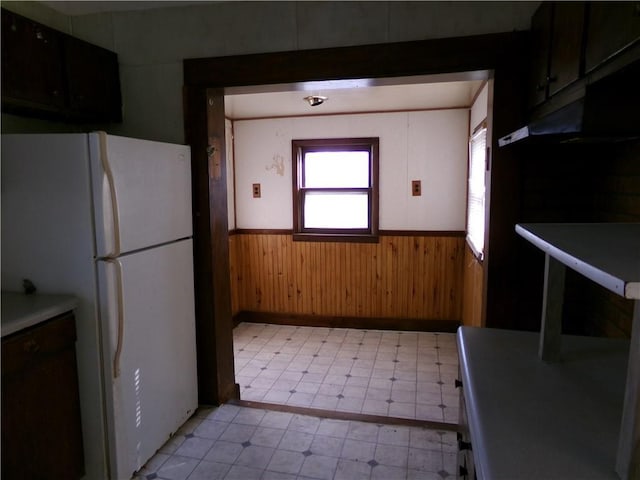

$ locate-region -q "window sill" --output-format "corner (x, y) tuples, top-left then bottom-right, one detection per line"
(293, 233), (379, 244)
(466, 236), (484, 263)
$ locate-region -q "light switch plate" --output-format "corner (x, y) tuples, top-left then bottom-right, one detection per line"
(412, 180), (421, 196)
(252, 183), (261, 198)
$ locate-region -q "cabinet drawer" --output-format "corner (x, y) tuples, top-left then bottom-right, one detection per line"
(1, 312), (76, 376)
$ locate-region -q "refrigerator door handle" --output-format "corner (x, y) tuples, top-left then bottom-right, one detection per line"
(99, 132), (122, 257)
(106, 258), (125, 378)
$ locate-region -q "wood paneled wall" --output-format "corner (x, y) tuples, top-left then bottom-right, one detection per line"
(229, 232), (465, 327)
(462, 244), (484, 327)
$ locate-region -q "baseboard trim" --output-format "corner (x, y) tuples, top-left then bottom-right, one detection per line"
(232, 311), (459, 333)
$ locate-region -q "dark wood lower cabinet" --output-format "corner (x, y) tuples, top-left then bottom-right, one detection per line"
(1, 312), (85, 480)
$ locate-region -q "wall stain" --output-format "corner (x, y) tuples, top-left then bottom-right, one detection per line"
(266, 154), (285, 176)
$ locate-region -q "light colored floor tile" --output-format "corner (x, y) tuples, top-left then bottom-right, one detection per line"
(288, 392), (315, 406)
(347, 421), (380, 441)
(279, 430), (314, 452)
(266, 449), (305, 475)
(300, 454), (339, 480)
(234, 444), (276, 469)
(310, 434), (346, 457)
(174, 436), (214, 459)
(289, 414), (321, 433)
(378, 425), (411, 446)
(334, 458), (371, 480)
(259, 410), (293, 429)
(250, 426), (286, 447)
(389, 401), (417, 419)
(219, 423), (257, 443)
(316, 418), (350, 438)
(224, 464), (263, 480)
(155, 455), (199, 480)
(371, 464), (408, 479)
(340, 438), (376, 462)
(186, 460), (230, 480)
(336, 396), (364, 413)
(204, 440), (244, 464)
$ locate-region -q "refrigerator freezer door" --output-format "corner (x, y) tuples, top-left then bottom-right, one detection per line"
(90, 132), (192, 257)
(97, 239), (198, 479)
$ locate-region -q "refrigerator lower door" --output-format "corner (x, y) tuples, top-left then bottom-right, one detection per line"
(90, 132), (193, 258)
(97, 239), (197, 480)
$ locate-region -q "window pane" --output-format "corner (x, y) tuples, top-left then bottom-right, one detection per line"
(304, 151), (370, 188)
(304, 192), (369, 229)
(467, 127), (487, 258)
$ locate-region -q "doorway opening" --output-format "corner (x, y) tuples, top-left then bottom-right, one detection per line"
(223, 72), (491, 425)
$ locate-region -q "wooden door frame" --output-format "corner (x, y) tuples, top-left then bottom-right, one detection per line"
(183, 32), (530, 405)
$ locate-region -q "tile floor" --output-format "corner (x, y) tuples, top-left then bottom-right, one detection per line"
(134, 403), (458, 480)
(233, 323), (460, 424)
(134, 323), (462, 479)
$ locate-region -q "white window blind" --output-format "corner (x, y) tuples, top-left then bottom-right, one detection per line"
(467, 126), (487, 259)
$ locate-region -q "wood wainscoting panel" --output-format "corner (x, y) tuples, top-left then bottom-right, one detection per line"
(462, 243), (484, 327)
(229, 232), (465, 326)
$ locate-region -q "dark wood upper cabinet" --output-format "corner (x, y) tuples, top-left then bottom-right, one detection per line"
(1, 10), (66, 110)
(529, 2), (585, 106)
(64, 35), (122, 122)
(529, 2), (553, 107)
(585, 2), (640, 73)
(1, 8), (122, 123)
(548, 2), (585, 96)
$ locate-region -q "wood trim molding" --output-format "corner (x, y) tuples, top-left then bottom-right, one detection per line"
(379, 230), (465, 237)
(233, 311), (460, 333)
(229, 229), (465, 237)
(184, 32), (528, 88)
(185, 30), (530, 406)
(231, 399), (459, 431)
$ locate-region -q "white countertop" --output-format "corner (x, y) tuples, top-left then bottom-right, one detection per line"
(516, 223), (640, 299)
(458, 326), (629, 480)
(1, 292), (78, 337)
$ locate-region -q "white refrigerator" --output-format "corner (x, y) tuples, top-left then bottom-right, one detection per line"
(1, 132), (198, 480)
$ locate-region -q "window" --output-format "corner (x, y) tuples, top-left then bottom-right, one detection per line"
(292, 138), (379, 241)
(467, 125), (487, 259)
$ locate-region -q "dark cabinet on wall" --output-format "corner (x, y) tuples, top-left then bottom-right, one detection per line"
(529, 2), (585, 107)
(1, 8), (122, 123)
(585, 2), (640, 73)
(1, 11), (66, 110)
(528, 2), (640, 111)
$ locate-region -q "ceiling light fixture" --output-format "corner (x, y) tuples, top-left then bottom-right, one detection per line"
(304, 95), (328, 107)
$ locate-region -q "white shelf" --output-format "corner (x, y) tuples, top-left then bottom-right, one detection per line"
(514, 222), (639, 479)
(515, 223), (640, 299)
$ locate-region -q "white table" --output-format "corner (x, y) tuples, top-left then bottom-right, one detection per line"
(516, 223), (640, 479)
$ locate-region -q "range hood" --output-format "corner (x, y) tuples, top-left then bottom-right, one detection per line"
(499, 60), (640, 146)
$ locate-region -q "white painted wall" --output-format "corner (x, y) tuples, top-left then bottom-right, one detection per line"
(233, 109), (468, 231)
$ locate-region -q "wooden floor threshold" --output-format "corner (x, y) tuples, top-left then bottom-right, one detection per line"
(230, 398), (460, 432)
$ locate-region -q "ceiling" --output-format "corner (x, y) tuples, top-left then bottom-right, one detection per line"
(225, 75), (486, 120)
(41, 1), (214, 15)
(41, 1), (487, 119)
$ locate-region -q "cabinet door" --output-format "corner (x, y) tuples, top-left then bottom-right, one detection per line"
(1, 313), (85, 479)
(548, 2), (585, 96)
(1, 9), (65, 109)
(529, 2), (553, 107)
(585, 2), (640, 72)
(64, 36), (122, 122)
